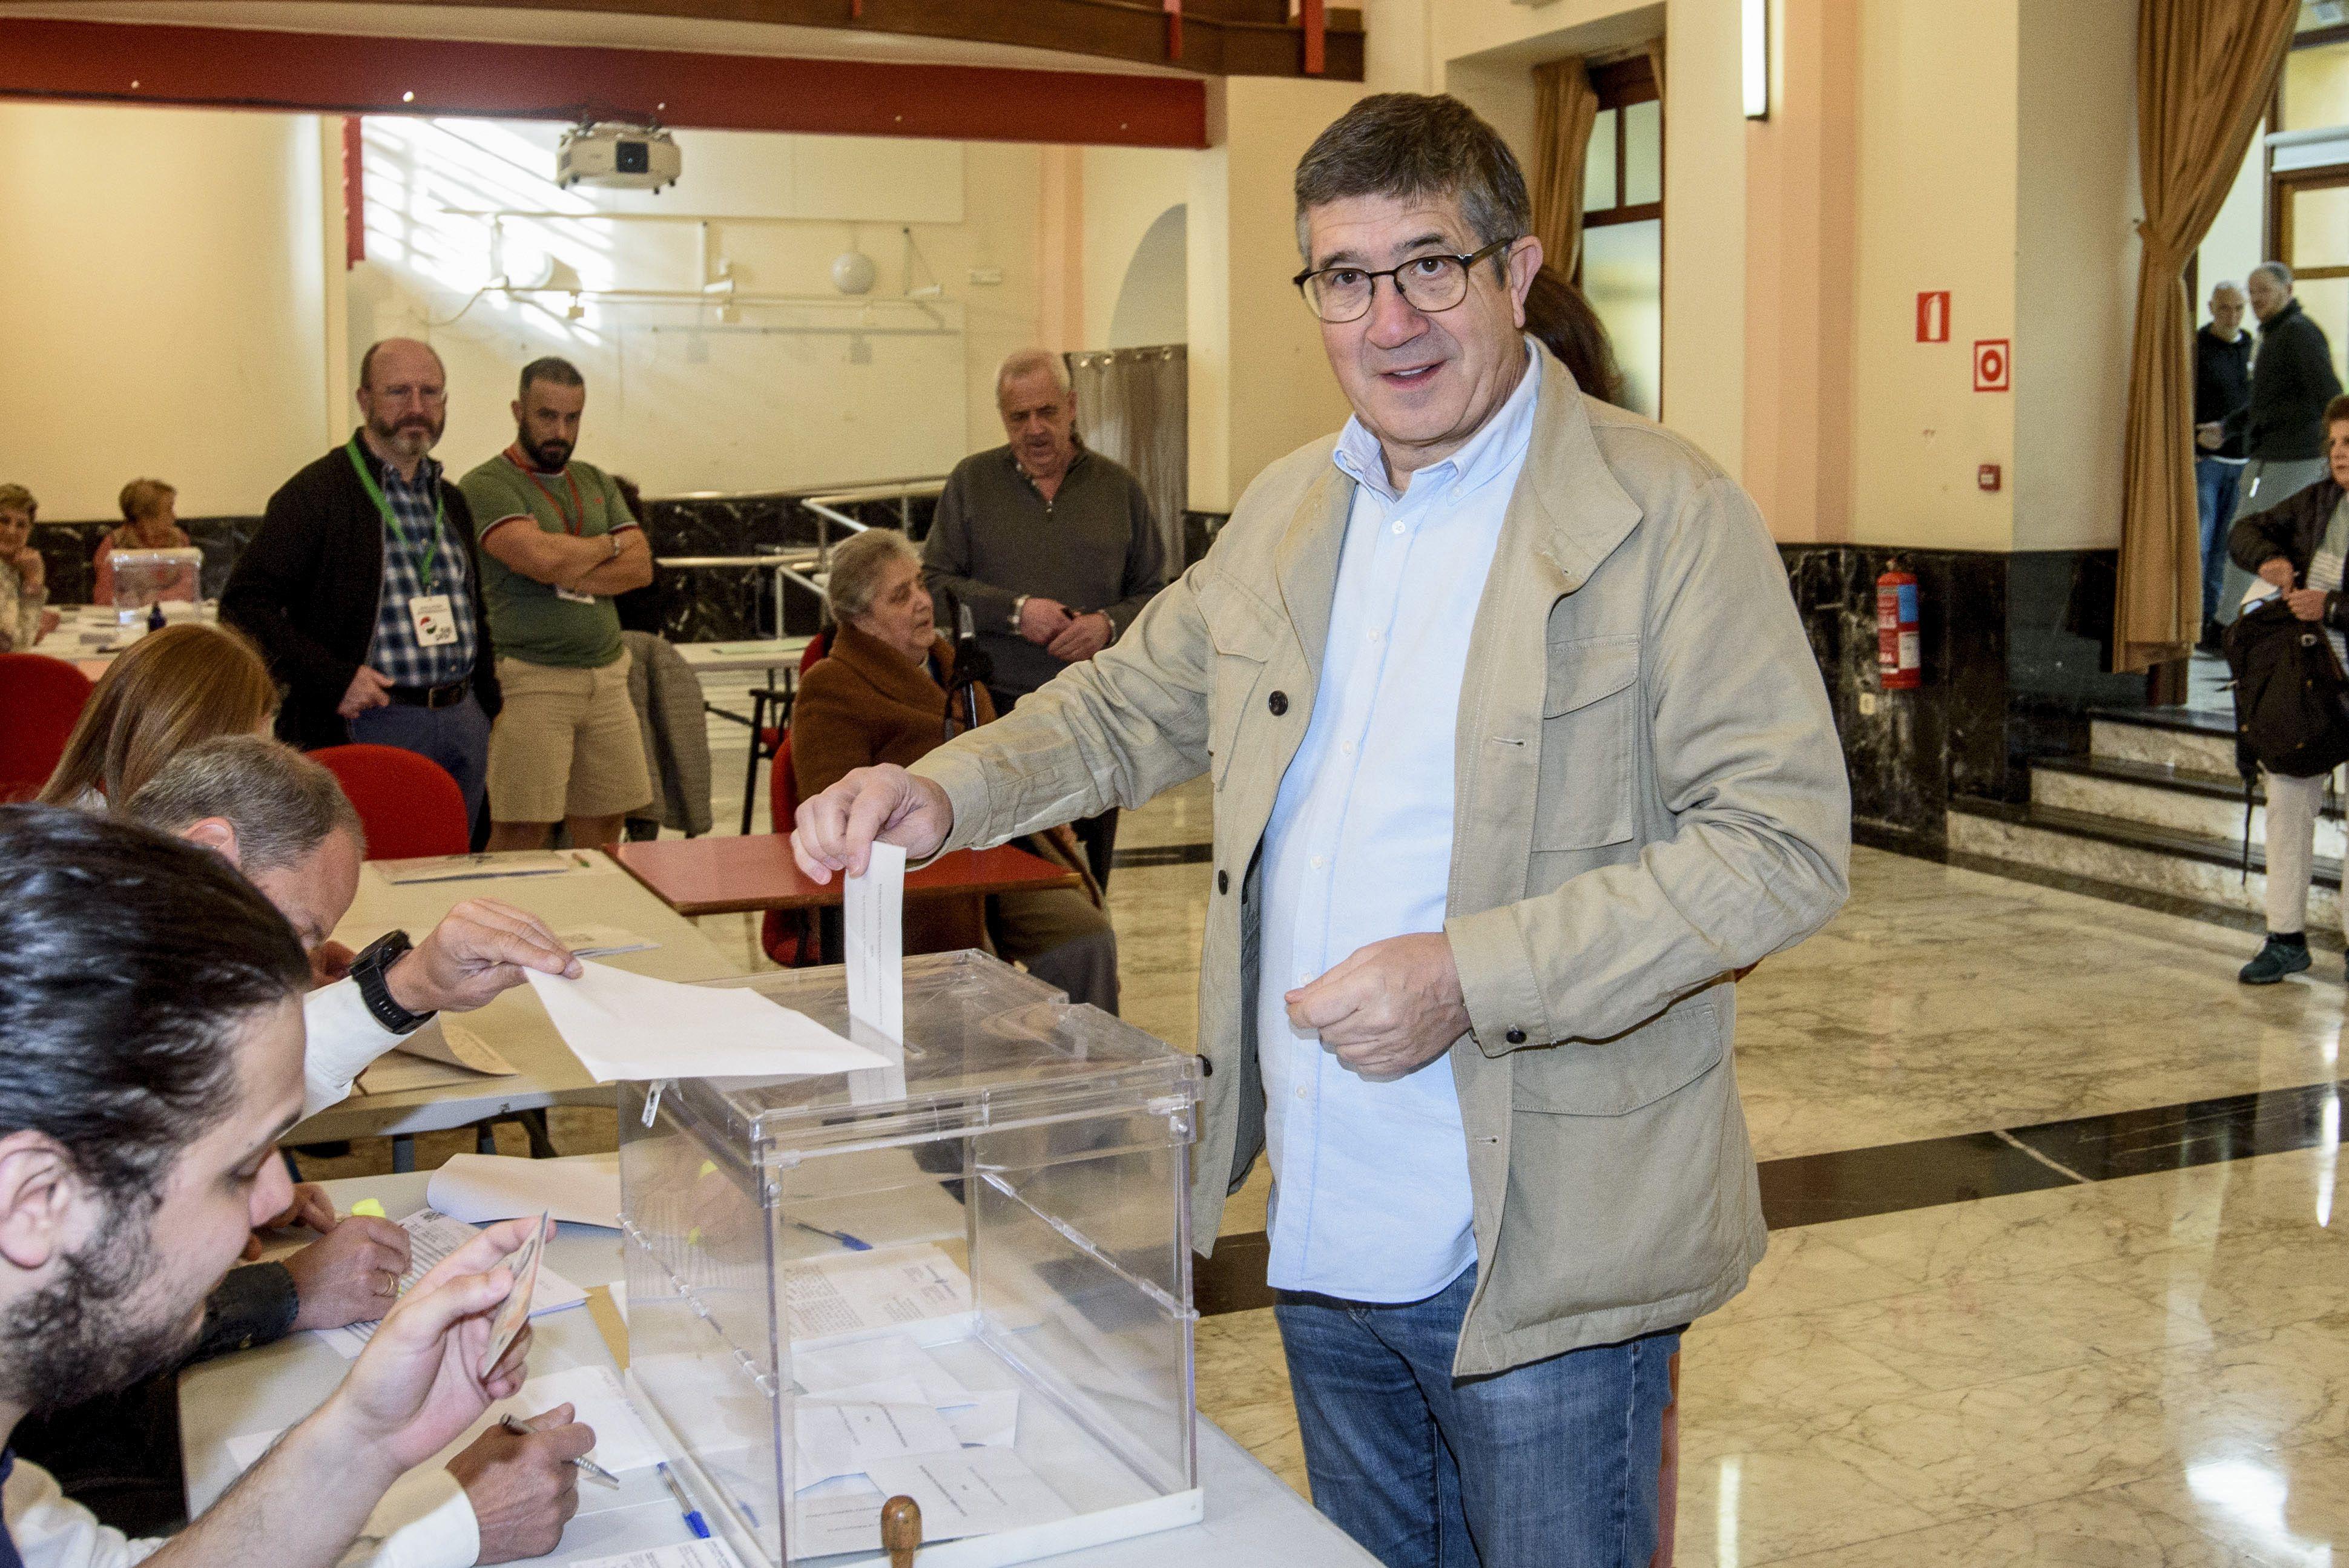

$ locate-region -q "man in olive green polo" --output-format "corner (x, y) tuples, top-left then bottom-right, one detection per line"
(459, 357), (654, 852)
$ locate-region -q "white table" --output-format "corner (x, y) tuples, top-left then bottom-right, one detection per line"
(676, 638), (813, 676)
(292, 853), (740, 1145)
(41, 602), (218, 676)
(180, 1172), (1377, 1567)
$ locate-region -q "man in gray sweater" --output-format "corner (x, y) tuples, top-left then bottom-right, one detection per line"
(922, 348), (1167, 884)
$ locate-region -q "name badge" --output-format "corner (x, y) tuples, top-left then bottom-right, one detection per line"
(555, 585), (597, 605)
(408, 593), (459, 647)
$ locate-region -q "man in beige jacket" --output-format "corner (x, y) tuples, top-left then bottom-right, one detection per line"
(795, 94), (1849, 1568)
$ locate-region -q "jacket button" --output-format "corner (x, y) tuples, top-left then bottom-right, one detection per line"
(1505, 1027), (1527, 1044)
(1198, 1056), (1214, 1078)
(1268, 690), (1289, 716)
(1217, 869), (1230, 894)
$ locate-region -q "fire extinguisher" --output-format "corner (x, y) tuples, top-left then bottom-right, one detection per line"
(1876, 562), (1921, 690)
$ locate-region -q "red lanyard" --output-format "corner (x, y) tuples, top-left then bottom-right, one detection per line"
(505, 446), (584, 536)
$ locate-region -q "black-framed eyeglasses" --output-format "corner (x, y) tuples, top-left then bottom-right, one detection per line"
(1292, 237), (1518, 324)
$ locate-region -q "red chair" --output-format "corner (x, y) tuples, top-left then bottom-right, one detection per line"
(760, 728), (823, 966)
(0, 653), (94, 803)
(309, 743), (468, 860)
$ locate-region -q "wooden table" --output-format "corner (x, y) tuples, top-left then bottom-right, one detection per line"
(611, 834), (1081, 917)
(291, 852), (740, 1147)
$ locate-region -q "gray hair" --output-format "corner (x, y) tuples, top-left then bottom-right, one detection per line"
(995, 349), (1072, 404)
(122, 735), (365, 874)
(823, 529), (922, 627)
(2252, 260), (2294, 291)
(1293, 93), (1530, 266)
(2210, 278), (2245, 300)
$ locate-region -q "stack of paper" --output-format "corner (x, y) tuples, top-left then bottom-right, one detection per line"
(315, 1208), (588, 1358)
(784, 1244), (970, 1340)
(229, 1366), (666, 1481)
(527, 961), (894, 1082)
(426, 1151), (621, 1229)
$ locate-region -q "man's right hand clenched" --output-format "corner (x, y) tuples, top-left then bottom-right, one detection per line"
(791, 765), (954, 883)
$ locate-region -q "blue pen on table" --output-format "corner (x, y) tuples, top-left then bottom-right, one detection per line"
(498, 1415), (619, 1487)
(790, 1219), (872, 1251)
(657, 1461), (711, 1539)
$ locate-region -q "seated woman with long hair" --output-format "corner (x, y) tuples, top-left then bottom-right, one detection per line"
(38, 621), (280, 809)
(791, 529), (1119, 1014)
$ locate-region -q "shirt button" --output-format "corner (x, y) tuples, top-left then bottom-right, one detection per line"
(1340, 740), (1355, 756)
(1295, 1085), (1310, 1100)
(1268, 691), (1290, 716)
(1368, 630), (1384, 644)
(1505, 1027), (1527, 1044)
(1310, 855), (1326, 869)
(1391, 521), (1405, 535)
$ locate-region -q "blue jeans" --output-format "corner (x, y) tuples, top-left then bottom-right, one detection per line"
(1275, 1265), (1678, 1568)
(2197, 456), (2244, 627)
(348, 692), (492, 837)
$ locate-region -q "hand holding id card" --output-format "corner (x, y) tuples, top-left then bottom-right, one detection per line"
(479, 1210), (552, 1378)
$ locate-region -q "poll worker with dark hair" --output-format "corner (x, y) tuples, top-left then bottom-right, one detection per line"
(0, 806), (586, 1568)
(223, 339), (502, 833)
(459, 358), (653, 855)
(796, 93), (1849, 1567)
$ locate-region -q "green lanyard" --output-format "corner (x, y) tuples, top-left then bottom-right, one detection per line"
(347, 435), (447, 596)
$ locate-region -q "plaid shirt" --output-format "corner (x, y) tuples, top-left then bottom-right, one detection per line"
(364, 449), (478, 688)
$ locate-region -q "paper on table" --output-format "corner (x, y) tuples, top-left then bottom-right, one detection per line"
(392, 1020), (517, 1076)
(570, 1544), (742, 1568)
(316, 1208), (587, 1358)
(226, 1366), (667, 1481)
(555, 924), (660, 959)
(427, 1151), (621, 1229)
(945, 1390), (1020, 1449)
(799, 1449), (1072, 1547)
(794, 1339), (971, 1409)
(783, 1244), (970, 1339)
(378, 851), (575, 885)
(527, 961), (893, 1082)
(792, 1399), (963, 1489)
(571, 1545), (741, 1568)
(845, 842), (906, 1043)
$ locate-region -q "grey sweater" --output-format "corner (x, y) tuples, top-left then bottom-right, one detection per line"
(921, 443), (1167, 703)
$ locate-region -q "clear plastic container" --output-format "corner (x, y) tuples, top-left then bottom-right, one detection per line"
(108, 546), (202, 621)
(619, 950), (1204, 1566)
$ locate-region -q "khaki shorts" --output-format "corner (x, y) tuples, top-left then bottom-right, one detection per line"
(487, 651), (653, 823)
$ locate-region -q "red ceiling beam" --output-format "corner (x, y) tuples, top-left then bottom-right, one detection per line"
(0, 16), (1208, 148)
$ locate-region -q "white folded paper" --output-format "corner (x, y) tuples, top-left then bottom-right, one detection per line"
(845, 842), (905, 1043)
(426, 1151), (621, 1229)
(526, 961), (892, 1081)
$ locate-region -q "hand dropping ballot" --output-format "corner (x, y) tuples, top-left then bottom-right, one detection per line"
(845, 842), (905, 1042)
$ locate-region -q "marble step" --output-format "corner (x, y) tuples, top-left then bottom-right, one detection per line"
(1946, 798), (2344, 929)
(2030, 756), (2347, 859)
(2089, 714), (2235, 775)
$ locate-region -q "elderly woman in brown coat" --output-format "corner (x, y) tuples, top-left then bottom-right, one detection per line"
(791, 529), (1119, 1013)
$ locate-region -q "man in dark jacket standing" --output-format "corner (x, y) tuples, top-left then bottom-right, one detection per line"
(222, 338), (501, 831)
(2221, 265), (2343, 613)
(2192, 280), (2252, 649)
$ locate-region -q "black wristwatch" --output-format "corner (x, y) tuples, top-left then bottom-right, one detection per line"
(351, 929), (434, 1036)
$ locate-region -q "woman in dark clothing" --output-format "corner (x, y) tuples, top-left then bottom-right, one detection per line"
(1521, 265), (1624, 408)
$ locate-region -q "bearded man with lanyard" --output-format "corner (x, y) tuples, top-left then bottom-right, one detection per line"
(224, 338), (502, 833)
(457, 357), (654, 854)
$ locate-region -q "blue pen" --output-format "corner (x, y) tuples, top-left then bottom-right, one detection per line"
(791, 1220), (872, 1252)
(657, 1462), (711, 1540)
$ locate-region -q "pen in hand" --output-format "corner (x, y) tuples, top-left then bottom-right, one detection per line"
(498, 1414), (620, 1487)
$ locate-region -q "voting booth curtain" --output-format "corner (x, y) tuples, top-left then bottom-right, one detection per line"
(2115, 0), (2297, 671)
(1066, 345), (1188, 570)
(1531, 58), (1599, 282)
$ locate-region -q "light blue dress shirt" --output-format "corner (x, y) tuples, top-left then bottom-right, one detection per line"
(1257, 343), (1542, 1301)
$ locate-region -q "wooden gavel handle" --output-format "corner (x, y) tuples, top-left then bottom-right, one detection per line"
(881, 1495), (922, 1567)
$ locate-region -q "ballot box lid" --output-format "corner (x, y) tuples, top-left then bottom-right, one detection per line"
(667, 949), (1200, 1164)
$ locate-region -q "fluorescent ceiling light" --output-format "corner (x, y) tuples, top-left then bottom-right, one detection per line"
(1742, 0), (1770, 120)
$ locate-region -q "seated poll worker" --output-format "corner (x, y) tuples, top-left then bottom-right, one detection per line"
(122, 736), (585, 1121)
(458, 358), (654, 855)
(792, 529), (1118, 1015)
(795, 94), (1850, 1568)
(0, 806), (585, 1568)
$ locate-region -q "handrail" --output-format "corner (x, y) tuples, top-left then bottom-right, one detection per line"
(647, 474), (948, 506)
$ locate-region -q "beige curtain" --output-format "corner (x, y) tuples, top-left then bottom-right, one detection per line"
(1531, 58), (1599, 278)
(2115, 0), (2297, 671)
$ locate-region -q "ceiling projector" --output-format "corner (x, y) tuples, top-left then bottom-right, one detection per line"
(556, 122), (681, 193)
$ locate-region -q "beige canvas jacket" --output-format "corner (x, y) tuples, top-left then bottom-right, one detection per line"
(911, 349), (1851, 1375)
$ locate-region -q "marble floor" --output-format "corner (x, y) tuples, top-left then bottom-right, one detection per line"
(318, 719), (2349, 1564)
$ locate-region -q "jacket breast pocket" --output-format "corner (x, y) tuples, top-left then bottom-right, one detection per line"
(1197, 573), (1285, 788)
(1534, 633), (1641, 850)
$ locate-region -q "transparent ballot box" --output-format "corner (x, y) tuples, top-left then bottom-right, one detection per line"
(107, 547), (202, 619)
(618, 950), (1204, 1566)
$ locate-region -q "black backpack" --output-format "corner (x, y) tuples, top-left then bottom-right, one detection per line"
(2224, 596), (2349, 780)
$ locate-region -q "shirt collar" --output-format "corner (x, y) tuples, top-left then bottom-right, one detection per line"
(1332, 338), (1541, 505)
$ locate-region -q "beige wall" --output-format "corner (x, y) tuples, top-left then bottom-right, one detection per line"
(2012, 0), (2137, 552)
(0, 102), (332, 521)
(1847, 0), (2021, 552)
(1080, 145), (1194, 348)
